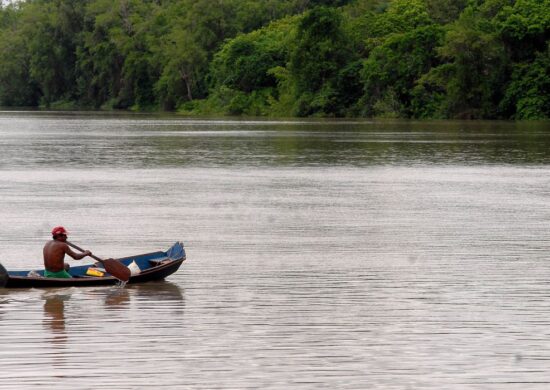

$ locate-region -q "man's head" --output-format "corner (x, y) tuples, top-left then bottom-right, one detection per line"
(51, 226), (68, 241)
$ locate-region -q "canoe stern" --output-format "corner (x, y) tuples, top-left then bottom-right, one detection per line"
(0, 263), (7, 288)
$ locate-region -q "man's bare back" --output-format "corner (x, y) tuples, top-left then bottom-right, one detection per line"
(44, 240), (71, 272)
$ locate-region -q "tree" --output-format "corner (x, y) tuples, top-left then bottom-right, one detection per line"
(360, 25), (444, 117)
(287, 6), (353, 115)
(434, 7), (508, 118)
(500, 45), (550, 119)
(19, 0), (87, 106)
(496, 0), (550, 61)
(157, 29), (207, 104)
(425, 0), (467, 24)
(77, 0), (162, 109)
(210, 17), (292, 94)
(77, 0), (126, 107)
(0, 4), (39, 106)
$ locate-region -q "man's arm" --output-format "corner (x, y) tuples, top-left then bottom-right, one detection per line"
(64, 244), (92, 260)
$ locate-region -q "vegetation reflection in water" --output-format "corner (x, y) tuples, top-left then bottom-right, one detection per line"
(0, 113), (549, 169)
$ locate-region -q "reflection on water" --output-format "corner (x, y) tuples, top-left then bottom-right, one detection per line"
(0, 282), (185, 389)
(43, 293), (69, 344)
(1, 112), (550, 388)
(104, 287), (130, 307)
(0, 112), (549, 168)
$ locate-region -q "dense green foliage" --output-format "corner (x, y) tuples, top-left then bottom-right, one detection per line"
(0, 0), (548, 119)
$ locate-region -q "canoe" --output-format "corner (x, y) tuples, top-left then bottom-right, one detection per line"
(0, 242), (186, 288)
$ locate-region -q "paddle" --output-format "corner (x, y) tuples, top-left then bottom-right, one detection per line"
(66, 241), (130, 282)
(0, 262), (8, 288)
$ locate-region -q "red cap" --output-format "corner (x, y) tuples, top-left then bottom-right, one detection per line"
(51, 226), (68, 237)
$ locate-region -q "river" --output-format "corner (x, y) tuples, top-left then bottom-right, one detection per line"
(0, 111), (549, 389)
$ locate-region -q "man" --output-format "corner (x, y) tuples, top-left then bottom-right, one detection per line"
(43, 226), (92, 278)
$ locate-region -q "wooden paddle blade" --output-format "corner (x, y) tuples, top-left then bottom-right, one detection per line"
(0, 263), (8, 288)
(102, 259), (131, 282)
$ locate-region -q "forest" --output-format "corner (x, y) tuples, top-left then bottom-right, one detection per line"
(0, 0), (548, 119)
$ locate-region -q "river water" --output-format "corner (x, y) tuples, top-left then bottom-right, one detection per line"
(0, 111), (550, 389)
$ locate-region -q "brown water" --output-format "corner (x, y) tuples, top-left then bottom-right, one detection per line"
(1, 111), (550, 389)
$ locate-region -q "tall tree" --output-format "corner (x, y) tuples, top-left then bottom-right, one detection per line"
(434, 7), (508, 118)
(0, 4), (39, 106)
(361, 25), (444, 117)
(21, 0), (87, 106)
(288, 6), (352, 115)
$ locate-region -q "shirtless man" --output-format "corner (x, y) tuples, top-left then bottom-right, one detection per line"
(43, 226), (92, 278)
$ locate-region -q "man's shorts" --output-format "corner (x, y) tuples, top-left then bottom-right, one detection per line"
(44, 269), (72, 278)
